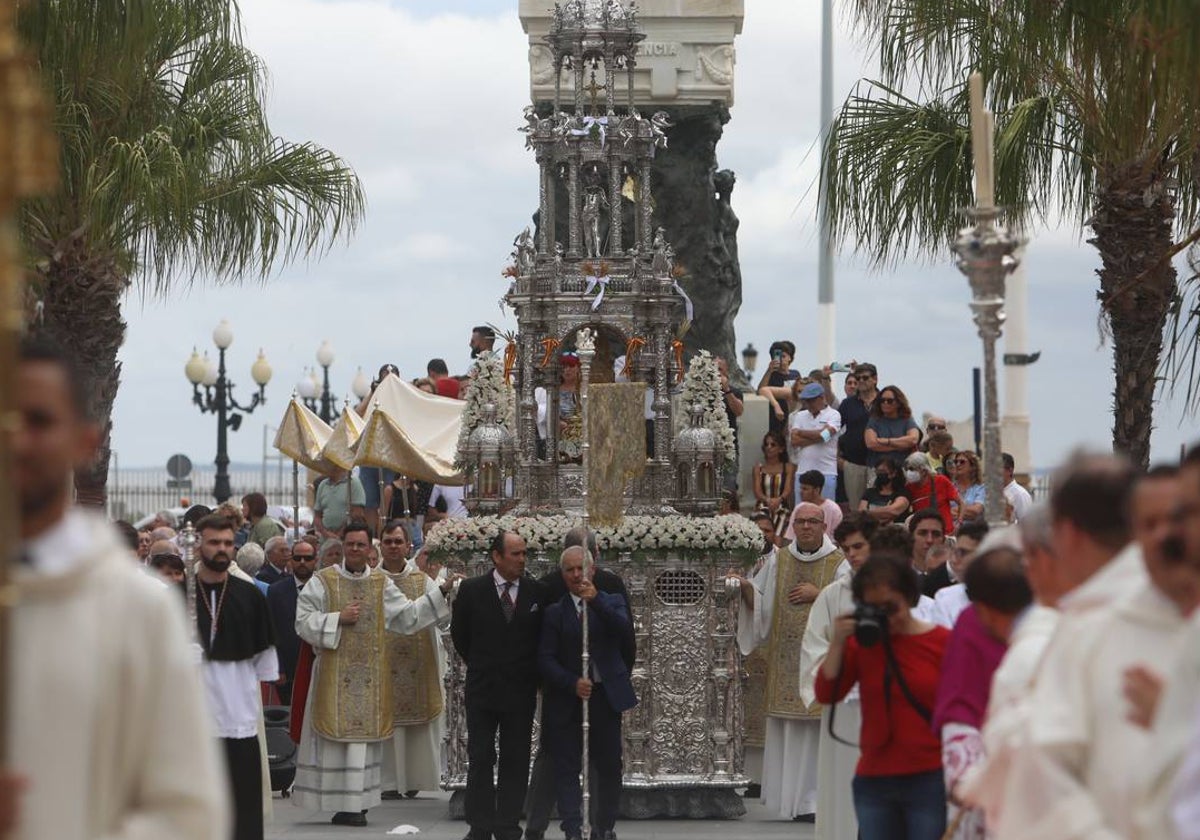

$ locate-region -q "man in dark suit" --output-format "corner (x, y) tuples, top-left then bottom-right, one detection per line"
(257, 536), (292, 586)
(451, 531), (547, 840)
(265, 539), (316, 705)
(524, 528), (634, 840)
(538, 546), (637, 840)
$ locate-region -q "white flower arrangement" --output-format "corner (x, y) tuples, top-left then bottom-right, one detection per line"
(675, 350), (737, 466)
(455, 350), (517, 469)
(425, 513), (763, 558)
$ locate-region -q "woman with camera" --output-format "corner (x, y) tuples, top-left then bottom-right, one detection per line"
(814, 555), (951, 840)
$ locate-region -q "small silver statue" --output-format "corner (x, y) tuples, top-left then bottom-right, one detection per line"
(651, 226), (674, 274)
(513, 227), (537, 275)
(650, 111), (673, 149)
(581, 186), (610, 259)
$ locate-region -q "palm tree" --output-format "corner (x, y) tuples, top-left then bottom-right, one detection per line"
(17, 0), (366, 505)
(821, 0), (1200, 468)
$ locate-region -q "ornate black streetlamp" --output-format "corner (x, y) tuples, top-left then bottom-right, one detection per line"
(184, 319), (272, 503)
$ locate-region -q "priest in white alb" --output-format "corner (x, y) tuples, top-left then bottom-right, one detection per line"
(734, 502), (845, 820)
(377, 519), (449, 798)
(799, 514), (875, 840)
(293, 520), (458, 828)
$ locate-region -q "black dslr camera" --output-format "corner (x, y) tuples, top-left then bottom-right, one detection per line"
(853, 604), (888, 648)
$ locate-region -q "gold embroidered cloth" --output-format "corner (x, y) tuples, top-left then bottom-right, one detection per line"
(743, 647), (768, 746)
(385, 570), (444, 726)
(313, 567), (394, 742)
(586, 383), (647, 526)
(764, 548), (845, 720)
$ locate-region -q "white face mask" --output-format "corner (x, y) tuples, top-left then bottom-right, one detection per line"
(904, 469), (922, 484)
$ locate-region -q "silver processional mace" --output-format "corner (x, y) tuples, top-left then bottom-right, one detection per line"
(576, 326), (596, 840)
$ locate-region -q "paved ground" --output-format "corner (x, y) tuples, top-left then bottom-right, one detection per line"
(266, 791), (815, 839)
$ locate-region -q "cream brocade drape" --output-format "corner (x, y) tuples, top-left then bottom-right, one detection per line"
(586, 383), (647, 526)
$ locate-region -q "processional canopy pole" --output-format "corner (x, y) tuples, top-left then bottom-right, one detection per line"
(575, 325), (596, 840)
(0, 0), (59, 762)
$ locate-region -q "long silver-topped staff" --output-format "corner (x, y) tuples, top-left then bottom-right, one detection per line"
(575, 326), (596, 840)
(179, 522), (200, 644)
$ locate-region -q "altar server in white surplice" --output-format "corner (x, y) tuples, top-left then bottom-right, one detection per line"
(799, 514), (878, 840)
(977, 454), (1169, 840)
(293, 520), (456, 828)
(376, 520), (449, 798)
(733, 503), (844, 820)
(6, 337), (227, 840)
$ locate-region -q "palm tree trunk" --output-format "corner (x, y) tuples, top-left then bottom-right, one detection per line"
(1091, 164), (1177, 469)
(32, 231), (128, 508)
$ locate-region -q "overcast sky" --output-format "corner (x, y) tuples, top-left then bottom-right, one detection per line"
(112, 0), (1199, 475)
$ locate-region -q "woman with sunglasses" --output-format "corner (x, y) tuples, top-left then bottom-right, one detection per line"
(815, 555), (951, 840)
(950, 451), (986, 523)
(864, 386), (920, 467)
(753, 430), (795, 537)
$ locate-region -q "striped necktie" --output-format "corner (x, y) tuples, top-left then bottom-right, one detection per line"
(501, 581), (515, 622)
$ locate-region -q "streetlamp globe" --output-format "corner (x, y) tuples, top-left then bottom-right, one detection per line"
(741, 342), (758, 376)
(316, 340), (335, 368)
(351, 367), (371, 400)
(251, 349), (273, 387)
(185, 348), (207, 385)
(212, 319), (234, 350)
(296, 369), (318, 400)
(201, 354), (219, 387)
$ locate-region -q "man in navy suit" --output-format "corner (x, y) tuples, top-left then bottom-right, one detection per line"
(265, 539), (316, 705)
(451, 531), (547, 840)
(539, 546), (637, 840)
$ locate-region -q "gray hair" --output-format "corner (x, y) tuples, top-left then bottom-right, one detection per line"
(563, 526), (598, 562)
(236, 542), (265, 575)
(319, 538), (343, 559)
(560, 545), (587, 568)
(1018, 504), (1053, 551)
(264, 535), (289, 556)
(904, 452), (931, 473)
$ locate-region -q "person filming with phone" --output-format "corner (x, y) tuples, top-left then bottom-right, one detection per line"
(756, 340), (799, 435)
(814, 555), (951, 840)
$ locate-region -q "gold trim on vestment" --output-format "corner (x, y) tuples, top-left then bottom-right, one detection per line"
(743, 647), (768, 746)
(385, 569), (444, 726)
(763, 548), (844, 720)
(313, 566), (394, 741)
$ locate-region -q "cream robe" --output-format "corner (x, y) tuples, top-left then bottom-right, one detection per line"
(798, 574), (859, 840)
(1132, 610), (1200, 839)
(292, 564), (449, 813)
(990, 557), (1184, 840)
(10, 511), (227, 840)
(380, 562), (450, 794)
(737, 536), (840, 819)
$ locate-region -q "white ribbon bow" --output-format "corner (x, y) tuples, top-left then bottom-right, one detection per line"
(584, 274), (610, 310)
(569, 116), (609, 148)
(671, 280), (694, 322)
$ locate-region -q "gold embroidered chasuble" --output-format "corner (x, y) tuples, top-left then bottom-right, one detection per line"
(312, 565), (394, 742)
(764, 543), (844, 720)
(383, 567), (444, 725)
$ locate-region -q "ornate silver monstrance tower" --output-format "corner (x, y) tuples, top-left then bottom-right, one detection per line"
(508, 0), (692, 514)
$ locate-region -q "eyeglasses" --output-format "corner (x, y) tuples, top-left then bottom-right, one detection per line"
(954, 458), (971, 466)
(879, 397), (896, 404)
(927, 424), (946, 431)
(854, 372), (876, 379)
(293, 553), (316, 562)
(794, 517), (825, 527)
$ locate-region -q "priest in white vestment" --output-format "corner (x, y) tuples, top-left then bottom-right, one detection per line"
(10, 341), (226, 840)
(798, 515), (875, 840)
(972, 455), (1158, 839)
(293, 522), (455, 826)
(377, 521), (450, 796)
(734, 504), (845, 820)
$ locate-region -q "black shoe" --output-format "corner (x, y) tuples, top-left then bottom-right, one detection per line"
(331, 811), (368, 827)
(743, 783), (761, 798)
(381, 790), (403, 801)
(523, 832), (544, 840)
(792, 813), (815, 823)
(405, 789), (419, 798)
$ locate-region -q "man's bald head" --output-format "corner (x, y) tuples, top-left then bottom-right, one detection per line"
(792, 502), (826, 551)
(149, 540), (177, 557)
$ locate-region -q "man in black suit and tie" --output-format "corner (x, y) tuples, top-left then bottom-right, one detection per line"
(538, 546), (637, 840)
(451, 530), (547, 840)
(257, 536), (292, 586)
(265, 539), (316, 704)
